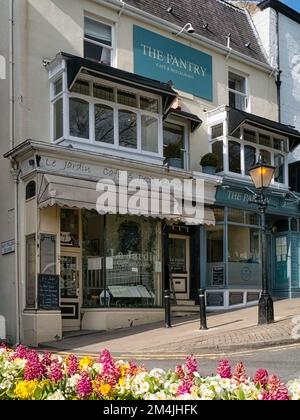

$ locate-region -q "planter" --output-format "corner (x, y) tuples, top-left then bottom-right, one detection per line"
(202, 165), (217, 175)
(165, 157), (183, 169)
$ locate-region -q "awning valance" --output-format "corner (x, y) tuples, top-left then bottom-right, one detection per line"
(165, 109), (203, 132)
(58, 52), (177, 113)
(228, 107), (300, 151)
(37, 174), (215, 226)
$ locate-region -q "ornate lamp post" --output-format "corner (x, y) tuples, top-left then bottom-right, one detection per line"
(249, 156), (276, 325)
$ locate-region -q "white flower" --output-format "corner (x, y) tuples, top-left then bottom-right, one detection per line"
(46, 390), (66, 400)
(92, 363), (103, 375)
(66, 374), (81, 389)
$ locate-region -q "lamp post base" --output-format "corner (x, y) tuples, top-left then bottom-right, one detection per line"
(258, 293), (274, 325)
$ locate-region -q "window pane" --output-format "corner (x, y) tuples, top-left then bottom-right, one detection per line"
(71, 80), (90, 96)
(69, 98), (89, 139)
(118, 91), (137, 108)
(85, 18), (112, 46)
(141, 115), (158, 153)
(229, 141), (241, 173)
(54, 98), (63, 140)
(54, 78), (62, 96)
(274, 138), (288, 152)
(228, 225), (261, 287)
(259, 133), (271, 147)
(94, 84), (114, 102)
(213, 207), (225, 223)
(163, 122), (185, 169)
(275, 154), (285, 183)
(61, 209), (80, 247)
(140, 97), (159, 113)
(228, 208), (244, 223)
(95, 104), (114, 144)
(119, 110), (137, 148)
(211, 124), (223, 139)
(84, 41), (111, 65)
(212, 141), (224, 172)
(26, 235), (36, 309)
(229, 92), (246, 110)
(244, 129), (256, 143)
(244, 145), (256, 175)
(229, 72), (246, 93)
(245, 211), (260, 226)
(231, 128), (240, 139)
(260, 149), (271, 164)
(206, 226), (225, 287)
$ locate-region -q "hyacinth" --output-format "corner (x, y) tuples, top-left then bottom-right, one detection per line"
(262, 375), (290, 400)
(10, 345), (29, 360)
(41, 352), (53, 367)
(175, 365), (185, 380)
(254, 369), (269, 387)
(66, 355), (79, 376)
(177, 378), (194, 396)
(48, 361), (64, 383)
(99, 349), (120, 387)
(185, 355), (198, 375)
(233, 362), (247, 384)
(76, 373), (93, 399)
(24, 351), (44, 381)
(217, 360), (232, 379)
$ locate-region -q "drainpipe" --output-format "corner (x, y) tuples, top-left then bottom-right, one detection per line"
(11, 161), (21, 345)
(275, 10), (282, 123)
(9, 0), (15, 149)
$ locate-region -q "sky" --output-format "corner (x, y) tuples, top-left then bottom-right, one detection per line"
(281, 0), (300, 13)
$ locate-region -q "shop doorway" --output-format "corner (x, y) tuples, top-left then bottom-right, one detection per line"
(274, 234), (288, 291)
(169, 235), (190, 300)
(60, 252), (81, 331)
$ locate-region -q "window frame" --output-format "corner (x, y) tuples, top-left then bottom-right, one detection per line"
(83, 15), (116, 67)
(51, 74), (164, 158)
(163, 119), (190, 171)
(209, 122), (289, 187)
(228, 69), (249, 112)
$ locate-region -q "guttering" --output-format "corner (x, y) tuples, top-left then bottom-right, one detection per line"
(91, 0), (273, 73)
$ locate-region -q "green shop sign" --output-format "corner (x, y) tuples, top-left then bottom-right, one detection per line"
(133, 26), (213, 101)
(216, 185), (300, 216)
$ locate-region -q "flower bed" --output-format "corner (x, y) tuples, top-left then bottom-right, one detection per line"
(0, 344), (299, 400)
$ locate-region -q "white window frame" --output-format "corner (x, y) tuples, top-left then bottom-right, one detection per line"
(51, 74), (164, 159)
(163, 119), (190, 171)
(84, 15), (116, 67)
(228, 69), (249, 112)
(209, 122), (289, 187)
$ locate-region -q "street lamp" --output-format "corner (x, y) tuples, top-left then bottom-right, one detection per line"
(249, 156), (276, 325)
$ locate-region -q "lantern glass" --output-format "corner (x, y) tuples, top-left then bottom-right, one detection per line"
(249, 162), (276, 189)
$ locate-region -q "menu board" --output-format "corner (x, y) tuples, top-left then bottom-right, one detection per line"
(212, 266), (225, 286)
(38, 274), (60, 310)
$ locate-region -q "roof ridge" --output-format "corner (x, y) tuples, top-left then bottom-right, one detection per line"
(216, 0), (246, 13)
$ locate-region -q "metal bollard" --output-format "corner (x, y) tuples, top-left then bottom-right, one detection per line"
(164, 289), (172, 328)
(198, 288), (208, 330)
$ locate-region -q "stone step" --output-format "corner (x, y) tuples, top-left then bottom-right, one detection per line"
(174, 300), (196, 307)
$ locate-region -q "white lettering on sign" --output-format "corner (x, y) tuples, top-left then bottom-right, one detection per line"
(140, 44), (207, 77)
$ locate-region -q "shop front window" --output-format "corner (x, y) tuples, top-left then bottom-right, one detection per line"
(60, 209), (80, 247)
(228, 225), (261, 287)
(206, 226), (225, 287)
(82, 212), (162, 308)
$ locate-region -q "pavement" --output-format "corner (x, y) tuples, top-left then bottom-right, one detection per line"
(40, 298), (300, 357)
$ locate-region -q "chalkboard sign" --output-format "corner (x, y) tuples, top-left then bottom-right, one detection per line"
(38, 274), (60, 310)
(212, 266), (224, 286)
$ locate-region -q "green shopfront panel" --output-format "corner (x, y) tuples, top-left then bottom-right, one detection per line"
(133, 26), (213, 101)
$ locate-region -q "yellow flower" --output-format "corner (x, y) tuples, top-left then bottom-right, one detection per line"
(15, 381), (38, 400)
(100, 383), (111, 396)
(79, 357), (93, 370)
(120, 363), (130, 377)
(118, 378), (125, 386)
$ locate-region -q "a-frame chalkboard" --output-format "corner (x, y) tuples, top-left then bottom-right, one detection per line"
(38, 274), (60, 310)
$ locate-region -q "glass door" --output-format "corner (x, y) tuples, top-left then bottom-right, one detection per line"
(60, 253), (81, 331)
(169, 235), (190, 300)
(274, 235), (288, 290)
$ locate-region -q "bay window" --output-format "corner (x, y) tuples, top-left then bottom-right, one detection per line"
(141, 115), (159, 153)
(69, 98), (89, 139)
(210, 122), (288, 185)
(94, 104), (114, 144)
(119, 110), (137, 149)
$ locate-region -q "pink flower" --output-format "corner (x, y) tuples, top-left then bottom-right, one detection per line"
(186, 355), (198, 375)
(42, 352), (53, 367)
(262, 375), (290, 400)
(254, 369), (269, 387)
(48, 361), (64, 383)
(217, 360), (232, 379)
(233, 362), (247, 384)
(76, 373), (93, 399)
(98, 349), (120, 387)
(10, 345), (29, 360)
(24, 351), (44, 380)
(177, 378), (194, 396)
(175, 365), (185, 380)
(66, 355), (79, 376)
